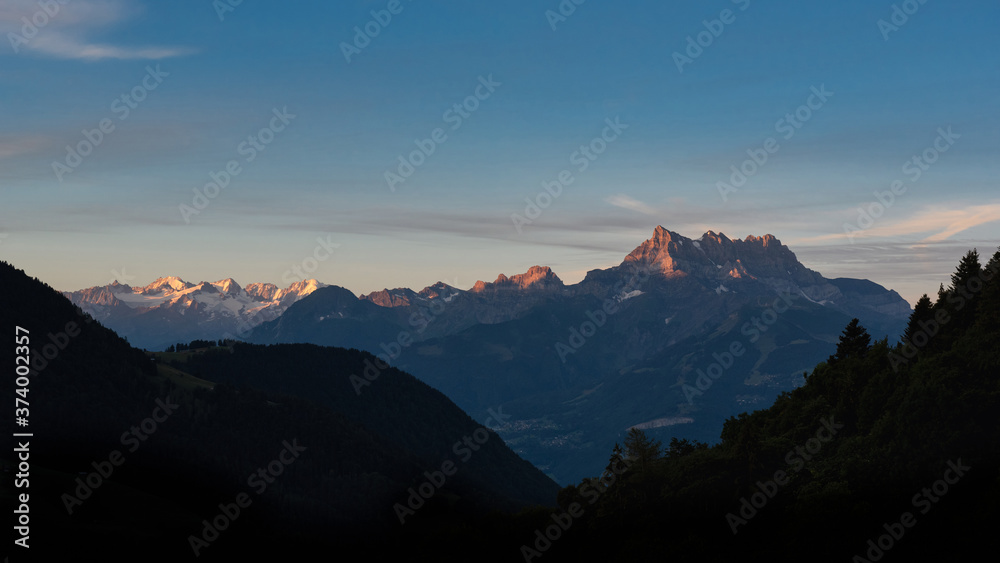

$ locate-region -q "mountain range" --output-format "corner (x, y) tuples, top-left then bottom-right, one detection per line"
(66, 226), (911, 483)
(8, 234), (997, 562)
(62, 276), (326, 351)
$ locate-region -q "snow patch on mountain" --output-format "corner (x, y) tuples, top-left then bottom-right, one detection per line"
(617, 289), (644, 301)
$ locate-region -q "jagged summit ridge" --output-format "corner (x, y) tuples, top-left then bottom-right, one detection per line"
(359, 282), (462, 308)
(621, 226), (808, 282)
(471, 265), (564, 293)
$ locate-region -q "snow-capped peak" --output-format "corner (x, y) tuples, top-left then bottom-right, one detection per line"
(141, 276), (193, 294)
(276, 279), (326, 300)
(212, 278), (244, 295)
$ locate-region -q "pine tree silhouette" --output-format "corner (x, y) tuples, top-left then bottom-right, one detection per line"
(828, 318), (871, 365)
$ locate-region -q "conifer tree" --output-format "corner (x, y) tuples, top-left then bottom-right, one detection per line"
(969, 247), (1000, 339)
(605, 443), (626, 475)
(828, 318), (871, 365)
(624, 428), (662, 473)
(951, 249), (981, 292)
(904, 295), (933, 344)
(943, 249), (985, 336)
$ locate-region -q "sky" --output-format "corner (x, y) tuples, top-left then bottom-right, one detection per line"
(1, 0), (998, 306)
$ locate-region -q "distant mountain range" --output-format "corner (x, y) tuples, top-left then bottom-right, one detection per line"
(63, 276), (326, 351)
(64, 227), (912, 483)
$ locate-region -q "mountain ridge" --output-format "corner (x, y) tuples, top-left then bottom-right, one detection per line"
(63, 276), (327, 350)
(238, 226), (912, 483)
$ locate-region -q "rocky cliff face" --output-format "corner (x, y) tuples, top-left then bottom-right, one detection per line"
(470, 265), (565, 293)
(624, 227), (812, 282)
(70, 283), (128, 308)
(616, 226), (856, 305)
(245, 282), (279, 301)
(359, 288), (417, 308)
(359, 283), (462, 307)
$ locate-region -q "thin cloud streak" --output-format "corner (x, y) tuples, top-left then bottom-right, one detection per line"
(0, 0), (193, 60)
(606, 194), (657, 215)
(798, 203), (1000, 244)
(29, 35), (196, 60)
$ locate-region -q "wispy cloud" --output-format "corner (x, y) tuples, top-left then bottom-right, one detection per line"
(918, 204), (1000, 242)
(606, 194), (657, 215)
(800, 203), (1000, 244)
(1, 0), (194, 60)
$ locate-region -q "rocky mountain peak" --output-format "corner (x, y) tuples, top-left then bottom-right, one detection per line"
(472, 265), (564, 293)
(623, 226), (688, 275)
(213, 278), (243, 295)
(141, 276), (193, 294)
(619, 226), (822, 290)
(419, 282), (461, 300)
(245, 282), (279, 301)
(283, 279), (323, 295)
(701, 230), (733, 245)
(743, 233), (779, 247)
(359, 288), (417, 308)
(194, 282), (219, 294)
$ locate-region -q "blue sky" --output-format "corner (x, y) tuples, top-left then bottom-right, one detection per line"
(1, 0), (998, 305)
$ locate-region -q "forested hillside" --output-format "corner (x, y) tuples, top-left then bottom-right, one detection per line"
(518, 248), (999, 561)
